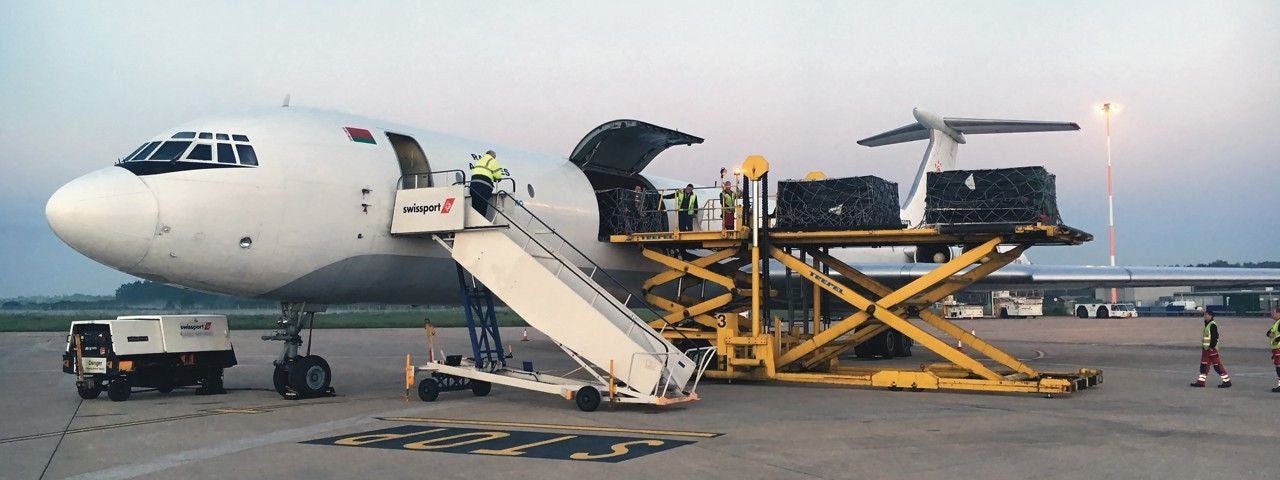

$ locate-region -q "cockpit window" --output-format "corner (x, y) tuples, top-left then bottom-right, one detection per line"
(171, 132), (196, 139)
(216, 143), (236, 164)
(215, 133), (229, 140)
(187, 144), (213, 161)
(198, 132), (213, 139)
(122, 144), (147, 161)
(131, 142), (161, 161)
(148, 141), (192, 161)
(235, 144), (258, 166)
(232, 134), (249, 142)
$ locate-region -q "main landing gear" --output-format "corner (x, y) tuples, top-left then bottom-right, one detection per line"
(263, 302), (335, 399)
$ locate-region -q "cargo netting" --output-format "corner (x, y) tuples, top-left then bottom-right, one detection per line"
(924, 167), (1062, 225)
(596, 188), (669, 235)
(775, 176), (903, 231)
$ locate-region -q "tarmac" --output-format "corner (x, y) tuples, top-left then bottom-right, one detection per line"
(3, 315), (1279, 480)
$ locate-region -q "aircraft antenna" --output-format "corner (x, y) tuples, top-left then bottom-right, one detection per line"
(281, 94), (291, 107)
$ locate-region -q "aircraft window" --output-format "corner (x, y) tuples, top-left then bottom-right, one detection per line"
(235, 144), (258, 166)
(216, 133), (229, 140)
(232, 134), (249, 142)
(187, 144), (213, 161)
(216, 143), (236, 164)
(148, 141), (193, 161)
(130, 142), (161, 161)
(171, 132), (196, 139)
(198, 132), (213, 139)
(122, 144), (147, 162)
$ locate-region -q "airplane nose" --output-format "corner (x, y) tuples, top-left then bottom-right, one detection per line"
(46, 167), (159, 271)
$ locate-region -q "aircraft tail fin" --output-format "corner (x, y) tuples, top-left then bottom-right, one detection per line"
(857, 108), (1080, 227)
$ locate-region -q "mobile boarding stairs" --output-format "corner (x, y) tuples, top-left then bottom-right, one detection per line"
(390, 174), (714, 411)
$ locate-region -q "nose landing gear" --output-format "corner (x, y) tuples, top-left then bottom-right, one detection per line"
(263, 302), (335, 399)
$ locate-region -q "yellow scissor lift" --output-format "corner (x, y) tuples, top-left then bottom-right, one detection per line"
(610, 156), (1102, 395)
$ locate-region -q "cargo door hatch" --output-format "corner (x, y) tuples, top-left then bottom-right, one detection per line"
(569, 119), (703, 177)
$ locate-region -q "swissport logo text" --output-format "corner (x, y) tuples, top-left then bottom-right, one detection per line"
(403, 197), (457, 215)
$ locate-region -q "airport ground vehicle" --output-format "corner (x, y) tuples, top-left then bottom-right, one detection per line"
(992, 290), (1044, 318)
(62, 315), (237, 401)
(1074, 303), (1138, 319)
(941, 296), (985, 319)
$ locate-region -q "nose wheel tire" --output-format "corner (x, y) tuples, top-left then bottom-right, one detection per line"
(272, 366), (289, 396)
(288, 355), (332, 398)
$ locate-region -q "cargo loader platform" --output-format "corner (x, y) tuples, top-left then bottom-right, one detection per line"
(608, 155), (1102, 396)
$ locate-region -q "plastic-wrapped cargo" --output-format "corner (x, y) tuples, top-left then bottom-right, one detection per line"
(924, 167), (1061, 225)
(775, 176), (902, 231)
(596, 188), (668, 235)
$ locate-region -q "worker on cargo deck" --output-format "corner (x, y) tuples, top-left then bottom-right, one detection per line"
(1191, 310), (1232, 388)
(470, 150), (502, 216)
(1266, 306), (1280, 392)
(664, 184), (698, 232)
(720, 181), (739, 230)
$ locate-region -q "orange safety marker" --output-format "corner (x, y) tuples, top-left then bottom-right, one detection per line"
(521, 328), (531, 342)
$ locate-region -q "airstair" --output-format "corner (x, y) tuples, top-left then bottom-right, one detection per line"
(390, 174), (713, 411)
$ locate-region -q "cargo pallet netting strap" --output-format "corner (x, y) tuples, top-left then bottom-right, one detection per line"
(596, 188), (669, 236)
(925, 167), (1062, 225)
(774, 176), (903, 231)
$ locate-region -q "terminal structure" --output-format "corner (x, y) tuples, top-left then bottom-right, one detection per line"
(610, 155), (1101, 395)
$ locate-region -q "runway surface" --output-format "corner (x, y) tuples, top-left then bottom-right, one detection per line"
(3, 316), (1278, 479)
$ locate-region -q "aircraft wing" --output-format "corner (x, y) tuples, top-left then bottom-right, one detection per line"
(848, 264), (1280, 290)
(943, 118), (1080, 135)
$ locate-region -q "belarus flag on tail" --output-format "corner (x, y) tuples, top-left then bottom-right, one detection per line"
(344, 127), (376, 144)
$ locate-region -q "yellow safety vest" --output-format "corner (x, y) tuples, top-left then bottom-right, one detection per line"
(1202, 320), (1217, 350)
(675, 191), (697, 215)
(1268, 319), (1280, 349)
(471, 154), (502, 183)
(720, 190), (737, 213)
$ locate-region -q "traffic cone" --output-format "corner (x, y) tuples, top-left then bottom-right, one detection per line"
(956, 338), (963, 352)
(521, 328), (530, 342)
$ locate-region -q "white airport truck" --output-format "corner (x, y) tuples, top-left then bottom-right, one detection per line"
(62, 315), (237, 401)
(992, 290), (1044, 318)
(1074, 303), (1138, 319)
(941, 296), (985, 319)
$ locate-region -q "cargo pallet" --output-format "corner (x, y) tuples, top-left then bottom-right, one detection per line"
(608, 155), (1102, 396)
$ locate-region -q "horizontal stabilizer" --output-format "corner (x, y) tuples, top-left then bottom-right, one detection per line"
(857, 109), (1080, 147)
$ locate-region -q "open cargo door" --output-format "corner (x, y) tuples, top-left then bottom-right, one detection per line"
(570, 119), (703, 177)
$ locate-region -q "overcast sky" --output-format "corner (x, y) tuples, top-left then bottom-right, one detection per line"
(2, 1), (1278, 297)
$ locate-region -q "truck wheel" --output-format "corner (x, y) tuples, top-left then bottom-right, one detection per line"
(418, 378), (440, 402)
(471, 380), (492, 397)
(1076, 306), (1088, 318)
(272, 366), (289, 396)
(155, 373), (175, 394)
(894, 334), (914, 357)
(1096, 306), (1109, 319)
(107, 381), (131, 402)
(77, 385), (101, 400)
(289, 355), (332, 398)
(878, 331), (898, 358)
(575, 386), (601, 412)
(1000, 308), (1010, 319)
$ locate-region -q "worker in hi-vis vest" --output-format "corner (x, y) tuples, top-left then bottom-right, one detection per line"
(664, 184), (698, 232)
(1192, 310), (1232, 388)
(1266, 306), (1280, 392)
(470, 150), (501, 216)
(720, 181), (739, 230)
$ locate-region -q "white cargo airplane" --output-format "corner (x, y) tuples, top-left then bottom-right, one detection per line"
(46, 106), (1280, 396)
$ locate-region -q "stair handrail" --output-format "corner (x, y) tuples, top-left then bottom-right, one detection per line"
(474, 191), (698, 380)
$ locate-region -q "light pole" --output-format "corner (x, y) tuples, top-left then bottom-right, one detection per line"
(1101, 102), (1117, 303)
